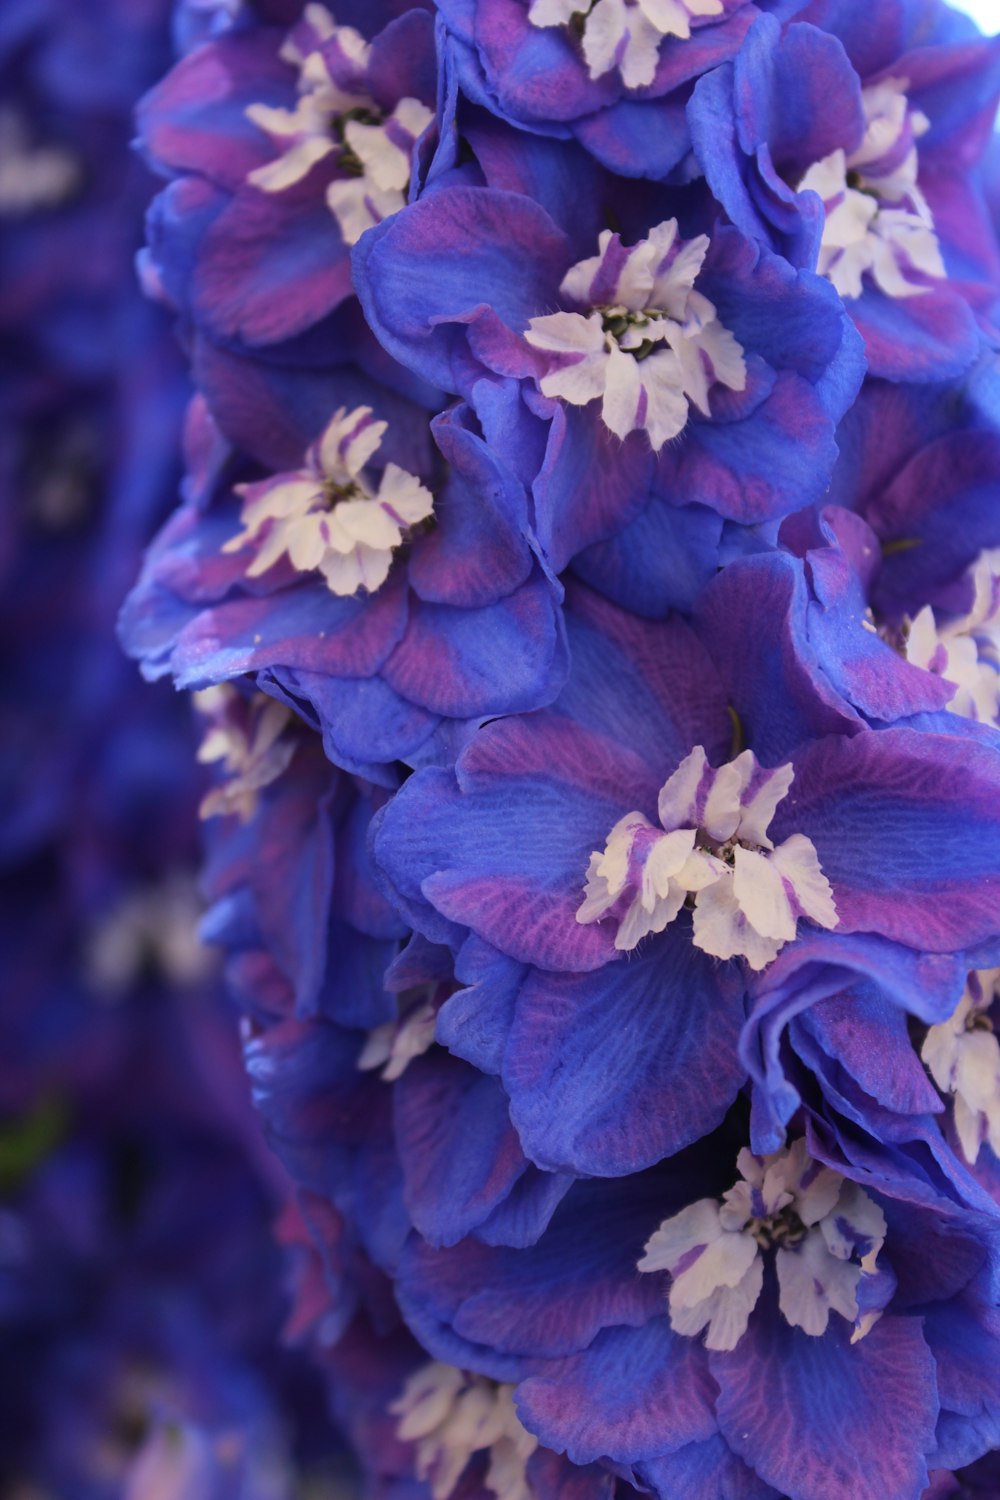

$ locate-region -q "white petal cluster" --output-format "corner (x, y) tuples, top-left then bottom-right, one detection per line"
(577, 745), (837, 969)
(528, 0), (730, 89)
(327, 96), (434, 246)
(358, 998), (438, 1081)
(638, 1139), (887, 1350)
(0, 109), (80, 215)
(194, 684), (296, 823)
(246, 4), (431, 243)
(223, 406), (434, 598)
(526, 221), (745, 451)
(391, 1363), (538, 1500)
(87, 876), (211, 993)
(798, 77), (945, 300)
(246, 6), (371, 191)
(923, 969), (1000, 1165)
(904, 550), (1000, 725)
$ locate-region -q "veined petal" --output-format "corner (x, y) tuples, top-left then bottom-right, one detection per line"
(732, 847), (796, 943)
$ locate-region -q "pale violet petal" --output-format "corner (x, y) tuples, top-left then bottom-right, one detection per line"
(769, 833), (838, 931)
(732, 847), (797, 944)
(638, 1198), (724, 1274)
(657, 746), (708, 831)
(601, 339), (645, 440)
(581, 0), (631, 82)
(671, 1228), (760, 1310)
(692, 877), (783, 970)
(618, 10), (667, 91)
(734, 759), (794, 848)
(820, 1182), (886, 1263)
(777, 1232), (861, 1337)
(637, 349), (690, 450)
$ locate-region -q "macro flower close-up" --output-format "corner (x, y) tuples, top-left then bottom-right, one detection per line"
(5, 0), (1000, 1497)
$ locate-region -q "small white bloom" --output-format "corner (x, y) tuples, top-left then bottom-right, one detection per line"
(391, 1364), (538, 1500)
(528, 0), (729, 88)
(923, 969), (1000, 1164)
(639, 1139), (887, 1350)
(577, 745), (837, 969)
(525, 220), (746, 450)
(798, 77), (945, 301)
(223, 406), (434, 598)
(246, 5), (430, 241)
(194, 684), (296, 823)
(903, 549), (1000, 725)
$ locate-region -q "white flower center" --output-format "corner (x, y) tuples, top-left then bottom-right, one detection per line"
(923, 968), (1000, 1165)
(223, 405), (434, 598)
(391, 1364), (538, 1500)
(525, 220), (746, 451)
(194, 685), (296, 823)
(577, 745), (837, 970)
(245, 4), (431, 244)
(797, 78), (945, 300)
(638, 1139), (887, 1350)
(901, 549), (1000, 725)
(0, 110), (79, 215)
(528, 0), (731, 89)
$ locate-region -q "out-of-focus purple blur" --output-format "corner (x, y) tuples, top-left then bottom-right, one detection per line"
(0, 4), (355, 1494)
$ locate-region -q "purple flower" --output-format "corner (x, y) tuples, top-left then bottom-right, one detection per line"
(435, 0), (773, 178)
(354, 185), (865, 571)
(688, 13), (1000, 377)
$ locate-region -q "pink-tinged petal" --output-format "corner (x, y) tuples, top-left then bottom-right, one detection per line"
(774, 728), (1000, 953)
(533, 402), (657, 575)
(380, 572), (565, 718)
(394, 1053), (529, 1248)
(849, 282), (982, 384)
(167, 573), (409, 689)
(516, 1319), (717, 1466)
(398, 1171), (676, 1368)
(373, 711), (659, 971)
(193, 176), (353, 345)
(352, 186), (572, 392)
(138, 30), (292, 190)
(502, 922), (747, 1176)
(407, 407), (534, 608)
(711, 1306), (938, 1500)
(560, 582), (732, 777)
(191, 332), (437, 474)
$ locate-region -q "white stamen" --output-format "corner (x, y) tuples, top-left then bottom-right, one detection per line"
(391, 1364), (538, 1500)
(577, 746), (837, 969)
(358, 999), (437, 1081)
(528, 0), (732, 89)
(223, 406), (434, 598)
(798, 78), (945, 301)
(194, 685), (296, 823)
(639, 1139), (887, 1350)
(923, 969), (1000, 1164)
(525, 220), (746, 451)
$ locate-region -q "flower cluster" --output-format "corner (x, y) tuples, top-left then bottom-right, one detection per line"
(0, 3), (346, 1493)
(121, 0), (1000, 1496)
